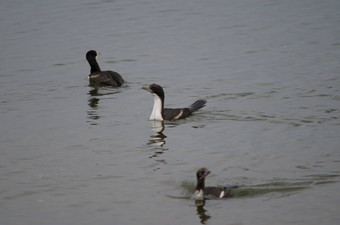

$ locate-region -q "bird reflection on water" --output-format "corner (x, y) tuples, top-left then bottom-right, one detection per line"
(147, 121), (167, 147)
(87, 88), (100, 125)
(147, 121), (168, 169)
(87, 87), (123, 125)
(195, 200), (211, 224)
(88, 88), (100, 108)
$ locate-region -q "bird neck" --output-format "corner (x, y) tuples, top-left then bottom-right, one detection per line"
(196, 177), (205, 192)
(88, 57), (101, 73)
(149, 93), (164, 121)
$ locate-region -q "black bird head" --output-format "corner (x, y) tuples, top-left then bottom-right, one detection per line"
(142, 83), (165, 101)
(86, 50), (98, 60)
(196, 168), (211, 181)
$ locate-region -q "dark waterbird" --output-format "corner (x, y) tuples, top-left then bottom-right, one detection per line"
(142, 83), (206, 121)
(86, 50), (124, 87)
(192, 167), (238, 200)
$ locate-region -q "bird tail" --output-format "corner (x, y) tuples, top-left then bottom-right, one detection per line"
(188, 99), (207, 114)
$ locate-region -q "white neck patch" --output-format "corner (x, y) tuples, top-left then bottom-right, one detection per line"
(149, 93), (163, 121)
(192, 189), (204, 200)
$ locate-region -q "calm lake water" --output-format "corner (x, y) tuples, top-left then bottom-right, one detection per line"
(1, 0), (340, 224)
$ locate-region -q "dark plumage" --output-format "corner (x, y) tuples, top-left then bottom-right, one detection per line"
(142, 83), (207, 121)
(193, 168), (238, 200)
(86, 50), (124, 87)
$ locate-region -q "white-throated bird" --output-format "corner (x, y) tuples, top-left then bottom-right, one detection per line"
(142, 83), (206, 121)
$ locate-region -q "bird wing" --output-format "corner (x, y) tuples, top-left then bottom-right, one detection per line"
(163, 108), (190, 120)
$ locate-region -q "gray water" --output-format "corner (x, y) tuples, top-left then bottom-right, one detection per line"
(1, 0), (340, 224)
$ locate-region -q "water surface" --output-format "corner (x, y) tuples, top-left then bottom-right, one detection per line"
(1, 0), (340, 224)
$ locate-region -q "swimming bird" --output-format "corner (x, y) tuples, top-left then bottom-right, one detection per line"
(141, 83), (206, 121)
(193, 167), (238, 200)
(86, 50), (124, 87)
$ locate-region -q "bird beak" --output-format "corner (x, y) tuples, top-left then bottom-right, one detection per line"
(141, 86), (152, 93)
(203, 170), (211, 177)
